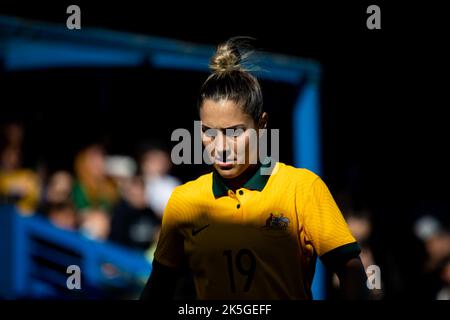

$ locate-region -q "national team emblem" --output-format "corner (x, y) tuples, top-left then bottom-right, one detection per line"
(263, 212), (290, 231)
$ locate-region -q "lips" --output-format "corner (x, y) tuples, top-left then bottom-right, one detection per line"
(215, 159), (235, 169)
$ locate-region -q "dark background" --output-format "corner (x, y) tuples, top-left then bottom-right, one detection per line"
(1, 1), (448, 298)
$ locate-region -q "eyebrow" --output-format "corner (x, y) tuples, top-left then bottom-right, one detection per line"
(201, 124), (246, 131)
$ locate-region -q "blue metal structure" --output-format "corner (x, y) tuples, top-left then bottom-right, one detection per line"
(0, 206), (151, 299)
(0, 15), (324, 299)
(293, 77), (325, 299)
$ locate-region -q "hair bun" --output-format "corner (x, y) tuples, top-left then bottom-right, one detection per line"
(209, 37), (254, 75)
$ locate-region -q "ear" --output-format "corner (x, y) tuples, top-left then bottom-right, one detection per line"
(258, 112), (268, 129)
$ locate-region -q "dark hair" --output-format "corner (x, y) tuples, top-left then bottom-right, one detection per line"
(199, 37), (263, 123)
(45, 200), (76, 216)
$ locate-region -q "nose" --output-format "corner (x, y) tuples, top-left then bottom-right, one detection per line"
(215, 132), (232, 161)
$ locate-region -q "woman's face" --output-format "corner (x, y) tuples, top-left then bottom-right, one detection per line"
(84, 146), (106, 177)
(200, 99), (266, 179)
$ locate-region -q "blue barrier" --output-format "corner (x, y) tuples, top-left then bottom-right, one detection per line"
(0, 205), (151, 299)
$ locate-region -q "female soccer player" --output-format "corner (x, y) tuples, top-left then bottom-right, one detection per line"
(140, 38), (368, 300)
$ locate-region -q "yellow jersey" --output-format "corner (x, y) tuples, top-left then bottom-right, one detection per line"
(154, 160), (359, 299)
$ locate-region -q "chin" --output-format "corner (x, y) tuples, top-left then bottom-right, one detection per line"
(214, 164), (248, 179)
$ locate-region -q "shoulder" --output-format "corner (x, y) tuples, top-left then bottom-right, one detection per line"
(162, 172), (213, 224)
(273, 162), (320, 189)
(172, 172), (212, 196)
(166, 172), (213, 207)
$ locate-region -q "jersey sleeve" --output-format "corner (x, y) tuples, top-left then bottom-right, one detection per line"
(153, 188), (185, 269)
(300, 176), (360, 269)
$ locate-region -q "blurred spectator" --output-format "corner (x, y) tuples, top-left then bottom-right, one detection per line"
(347, 211), (376, 268)
(333, 210), (383, 299)
(46, 200), (78, 231)
(105, 155), (137, 197)
(0, 145), (40, 214)
(40, 170), (73, 206)
(109, 176), (161, 251)
(79, 207), (111, 241)
(413, 215), (450, 299)
(72, 144), (118, 212)
(2, 122), (24, 149)
(36, 170), (77, 230)
(436, 255), (450, 300)
(139, 143), (180, 218)
(414, 215), (450, 271)
(0, 121), (40, 215)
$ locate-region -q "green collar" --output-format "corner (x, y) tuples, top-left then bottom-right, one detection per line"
(212, 158), (275, 198)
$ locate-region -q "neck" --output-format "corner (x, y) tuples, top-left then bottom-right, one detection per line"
(223, 163), (261, 191)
